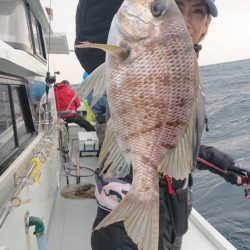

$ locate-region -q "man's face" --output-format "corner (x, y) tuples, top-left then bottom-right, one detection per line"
(175, 0), (212, 43)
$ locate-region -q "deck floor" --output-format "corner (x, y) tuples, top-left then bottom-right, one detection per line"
(47, 126), (98, 250)
(47, 176), (97, 250)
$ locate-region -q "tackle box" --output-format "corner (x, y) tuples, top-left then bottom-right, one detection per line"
(78, 131), (99, 157)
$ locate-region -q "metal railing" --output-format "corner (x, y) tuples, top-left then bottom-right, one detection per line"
(0, 141), (48, 228)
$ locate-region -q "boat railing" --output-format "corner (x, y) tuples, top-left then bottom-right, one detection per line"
(0, 132), (55, 228)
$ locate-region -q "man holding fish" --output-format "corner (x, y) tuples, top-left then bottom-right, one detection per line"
(75, 0), (249, 249)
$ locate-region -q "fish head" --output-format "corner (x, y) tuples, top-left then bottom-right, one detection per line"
(115, 0), (191, 45)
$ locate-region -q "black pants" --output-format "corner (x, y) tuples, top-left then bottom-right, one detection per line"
(91, 188), (192, 250)
(65, 114), (95, 131)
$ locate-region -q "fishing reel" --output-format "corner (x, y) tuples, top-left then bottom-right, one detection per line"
(244, 187), (250, 199)
(45, 71), (60, 85)
(241, 176), (250, 199)
(45, 71), (60, 96)
(235, 163), (250, 200)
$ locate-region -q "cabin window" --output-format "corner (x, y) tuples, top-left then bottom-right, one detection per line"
(0, 76), (35, 175)
(0, 0), (32, 53)
(30, 11), (47, 60)
(0, 0), (47, 60)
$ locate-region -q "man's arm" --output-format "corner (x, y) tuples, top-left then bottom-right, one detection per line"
(197, 145), (247, 185)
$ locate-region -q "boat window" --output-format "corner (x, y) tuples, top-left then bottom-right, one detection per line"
(0, 0), (47, 60)
(30, 11), (47, 60)
(0, 77), (35, 175)
(0, 85), (15, 166)
(0, 0), (32, 53)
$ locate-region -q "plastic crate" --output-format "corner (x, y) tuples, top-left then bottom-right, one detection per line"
(78, 131), (99, 157)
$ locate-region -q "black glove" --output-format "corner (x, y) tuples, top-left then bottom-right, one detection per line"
(224, 162), (249, 186)
(224, 170), (242, 185)
(198, 146), (249, 186)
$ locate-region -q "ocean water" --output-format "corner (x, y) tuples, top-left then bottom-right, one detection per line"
(192, 59), (250, 249)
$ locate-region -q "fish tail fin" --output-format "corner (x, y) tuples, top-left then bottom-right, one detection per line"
(94, 187), (159, 250)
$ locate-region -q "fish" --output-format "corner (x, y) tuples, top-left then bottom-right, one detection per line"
(75, 0), (199, 249)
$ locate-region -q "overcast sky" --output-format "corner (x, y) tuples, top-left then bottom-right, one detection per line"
(41, 0), (250, 84)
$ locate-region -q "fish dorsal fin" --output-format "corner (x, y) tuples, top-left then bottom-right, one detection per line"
(99, 119), (131, 178)
(78, 63), (106, 106)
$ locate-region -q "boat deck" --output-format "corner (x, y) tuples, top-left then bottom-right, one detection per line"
(47, 125), (236, 250)
(47, 171), (96, 250)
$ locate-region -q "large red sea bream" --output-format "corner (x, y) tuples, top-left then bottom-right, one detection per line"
(75, 0), (199, 249)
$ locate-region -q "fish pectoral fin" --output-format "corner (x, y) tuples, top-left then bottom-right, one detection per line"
(158, 123), (193, 180)
(78, 63), (106, 106)
(75, 41), (130, 61)
(93, 188), (159, 250)
(158, 74), (199, 180)
(99, 119), (131, 178)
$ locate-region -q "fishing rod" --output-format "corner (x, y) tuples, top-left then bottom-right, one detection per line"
(197, 157), (250, 199)
(45, 0), (60, 89)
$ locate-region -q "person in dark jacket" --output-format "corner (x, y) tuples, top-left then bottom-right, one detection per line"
(74, 0), (248, 249)
(54, 80), (95, 131)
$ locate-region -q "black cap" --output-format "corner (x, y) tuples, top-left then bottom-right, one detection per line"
(61, 80), (70, 85)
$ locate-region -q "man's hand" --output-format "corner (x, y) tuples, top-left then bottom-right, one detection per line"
(224, 170), (245, 186)
(198, 146), (249, 187)
(225, 162), (249, 186)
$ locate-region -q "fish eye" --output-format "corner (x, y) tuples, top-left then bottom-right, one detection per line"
(151, 0), (169, 17)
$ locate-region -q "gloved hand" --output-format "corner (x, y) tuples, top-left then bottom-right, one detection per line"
(224, 162), (250, 186)
(224, 170), (243, 186)
(198, 146), (249, 186)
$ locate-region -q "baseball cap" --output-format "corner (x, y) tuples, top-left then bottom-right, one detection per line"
(204, 0), (218, 17)
(61, 80), (70, 85)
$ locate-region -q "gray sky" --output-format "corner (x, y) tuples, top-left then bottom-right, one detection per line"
(41, 0), (250, 83)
